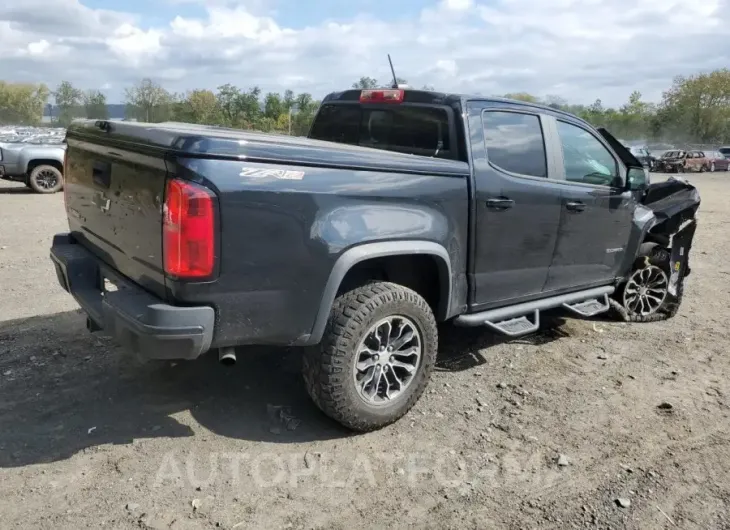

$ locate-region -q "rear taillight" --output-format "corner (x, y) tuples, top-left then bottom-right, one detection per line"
(359, 89), (404, 103)
(163, 178), (216, 279)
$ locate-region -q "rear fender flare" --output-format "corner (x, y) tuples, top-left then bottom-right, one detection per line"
(303, 241), (453, 345)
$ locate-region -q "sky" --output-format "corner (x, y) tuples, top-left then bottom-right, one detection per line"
(1, 0), (729, 106)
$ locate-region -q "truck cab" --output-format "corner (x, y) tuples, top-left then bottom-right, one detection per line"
(308, 89), (657, 313)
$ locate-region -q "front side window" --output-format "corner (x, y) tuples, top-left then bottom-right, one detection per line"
(556, 120), (619, 187)
(482, 111), (547, 178)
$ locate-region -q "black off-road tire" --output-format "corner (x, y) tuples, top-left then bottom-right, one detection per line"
(302, 281), (438, 432)
(611, 246), (683, 322)
(28, 165), (63, 194)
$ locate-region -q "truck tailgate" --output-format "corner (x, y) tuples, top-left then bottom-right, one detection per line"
(64, 137), (168, 299)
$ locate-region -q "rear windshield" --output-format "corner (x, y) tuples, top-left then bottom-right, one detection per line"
(719, 147), (730, 156)
(309, 103), (455, 160)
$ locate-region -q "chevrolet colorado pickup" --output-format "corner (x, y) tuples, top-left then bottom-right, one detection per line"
(50, 88), (700, 432)
(0, 141), (66, 193)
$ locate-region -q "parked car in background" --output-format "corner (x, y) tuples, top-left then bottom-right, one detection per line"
(656, 150), (686, 172)
(0, 141), (66, 193)
(655, 150), (710, 173)
(704, 150), (730, 172)
(684, 150), (711, 172)
(628, 146), (656, 171)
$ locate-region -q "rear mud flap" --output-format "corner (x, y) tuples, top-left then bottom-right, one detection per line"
(668, 219), (697, 296)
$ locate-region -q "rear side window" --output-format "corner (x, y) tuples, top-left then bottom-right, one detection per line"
(482, 111), (547, 178)
(309, 103), (454, 159)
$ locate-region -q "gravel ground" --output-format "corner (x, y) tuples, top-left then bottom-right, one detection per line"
(1, 174), (729, 530)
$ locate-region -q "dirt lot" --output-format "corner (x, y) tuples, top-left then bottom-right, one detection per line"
(1, 174), (729, 530)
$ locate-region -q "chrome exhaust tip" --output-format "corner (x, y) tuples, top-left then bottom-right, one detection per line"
(218, 347), (236, 366)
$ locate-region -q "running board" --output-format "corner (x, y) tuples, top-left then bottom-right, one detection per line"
(454, 286), (615, 337)
(562, 294), (611, 317)
(482, 311), (540, 337)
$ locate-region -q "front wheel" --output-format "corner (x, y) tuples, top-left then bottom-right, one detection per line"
(710, 162), (715, 172)
(28, 165), (63, 194)
(612, 247), (683, 322)
(302, 282), (438, 432)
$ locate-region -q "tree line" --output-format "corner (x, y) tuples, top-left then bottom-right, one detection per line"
(1, 68), (729, 144)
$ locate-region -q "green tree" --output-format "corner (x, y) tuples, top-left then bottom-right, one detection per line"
(215, 84), (263, 128)
(83, 90), (108, 119)
(352, 76), (379, 89)
(124, 78), (174, 122)
(174, 89), (220, 124)
(264, 92), (284, 121)
(0, 82), (49, 124)
(54, 81), (83, 125)
(503, 92), (539, 103)
(659, 69), (730, 143)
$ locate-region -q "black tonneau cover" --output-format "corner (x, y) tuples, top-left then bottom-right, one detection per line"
(66, 120), (469, 178)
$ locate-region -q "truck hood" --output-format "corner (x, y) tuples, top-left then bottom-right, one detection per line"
(641, 176), (701, 222)
(596, 127), (645, 169)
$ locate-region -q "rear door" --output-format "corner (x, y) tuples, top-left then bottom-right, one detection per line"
(541, 117), (634, 291)
(65, 128), (168, 298)
(467, 101), (563, 308)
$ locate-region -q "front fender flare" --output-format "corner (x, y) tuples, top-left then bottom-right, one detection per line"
(299, 241), (453, 346)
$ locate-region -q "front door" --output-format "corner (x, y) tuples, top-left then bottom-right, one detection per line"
(543, 117), (635, 291)
(468, 101), (562, 309)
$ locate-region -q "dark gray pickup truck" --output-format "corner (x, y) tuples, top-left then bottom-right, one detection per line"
(50, 88), (700, 432)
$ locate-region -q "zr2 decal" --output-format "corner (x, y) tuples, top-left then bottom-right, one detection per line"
(240, 167), (305, 180)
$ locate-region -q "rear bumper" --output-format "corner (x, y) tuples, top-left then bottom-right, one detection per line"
(50, 233), (215, 361)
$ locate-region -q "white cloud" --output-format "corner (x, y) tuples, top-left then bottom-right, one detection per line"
(26, 40), (50, 56)
(0, 0), (728, 106)
(442, 0), (474, 10)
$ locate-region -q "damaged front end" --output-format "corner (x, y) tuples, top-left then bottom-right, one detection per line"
(631, 176), (701, 287)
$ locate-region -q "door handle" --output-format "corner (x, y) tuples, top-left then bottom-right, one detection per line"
(566, 201), (586, 212)
(486, 198), (514, 210)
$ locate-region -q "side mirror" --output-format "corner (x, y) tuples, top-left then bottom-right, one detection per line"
(627, 167), (649, 191)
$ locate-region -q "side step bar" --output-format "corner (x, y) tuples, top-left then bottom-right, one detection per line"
(454, 286), (615, 337)
(562, 294), (611, 317)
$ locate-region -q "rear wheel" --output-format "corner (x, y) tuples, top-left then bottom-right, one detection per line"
(28, 165), (63, 194)
(710, 162), (715, 172)
(612, 246), (683, 322)
(302, 281), (438, 432)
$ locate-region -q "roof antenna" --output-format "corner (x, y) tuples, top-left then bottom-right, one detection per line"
(388, 54), (399, 89)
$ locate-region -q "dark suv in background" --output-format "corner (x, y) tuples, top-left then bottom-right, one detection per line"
(627, 146), (657, 171)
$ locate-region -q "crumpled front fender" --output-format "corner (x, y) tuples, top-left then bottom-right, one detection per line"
(619, 176), (701, 280)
